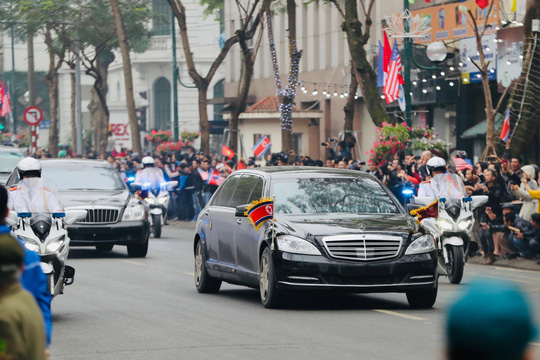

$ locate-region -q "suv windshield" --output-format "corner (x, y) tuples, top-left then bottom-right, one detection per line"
(0, 151), (24, 173)
(272, 177), (398, 215)
(43, 166), (126, 191)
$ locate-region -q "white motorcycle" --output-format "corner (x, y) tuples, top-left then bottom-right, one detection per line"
(414, 174), (488, 284)
(132, 181), (177, 238)
(6, 210), (87, 297)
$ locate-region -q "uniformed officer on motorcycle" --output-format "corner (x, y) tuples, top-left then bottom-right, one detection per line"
(134, 156), (165, 188)
(7, 157), (62, 213)
(418, 157), (465, 199)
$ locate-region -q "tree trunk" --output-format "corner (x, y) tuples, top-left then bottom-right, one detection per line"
(344, 61), (358, 131)
(110, 0), (142, 155)
(71, 71), (77, 152)
(198, 85), (210, 156)
(340, 0), (388, 127)
(44, 26), (64, 158)
(507, 0), (540, 157)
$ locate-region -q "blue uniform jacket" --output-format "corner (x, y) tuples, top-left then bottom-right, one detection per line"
(0, 224), (52, 346)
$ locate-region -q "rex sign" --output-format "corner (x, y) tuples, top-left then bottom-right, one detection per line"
(110, 123), (130, 149)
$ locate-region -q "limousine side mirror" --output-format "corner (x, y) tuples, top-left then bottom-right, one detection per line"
(235, 205), (249, 217)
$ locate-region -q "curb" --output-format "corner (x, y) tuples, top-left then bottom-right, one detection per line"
(468, 254), (540, 272)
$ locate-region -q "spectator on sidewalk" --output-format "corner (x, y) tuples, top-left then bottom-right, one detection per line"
(511, 165), (539, 221)
(511, 213), (540, 260)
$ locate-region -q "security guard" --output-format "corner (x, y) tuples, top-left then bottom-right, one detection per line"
(134, 156), (165, 188)
(7, 157), (62, 213)
(418, 157), (465, 199)
(0, 226), (47, 360)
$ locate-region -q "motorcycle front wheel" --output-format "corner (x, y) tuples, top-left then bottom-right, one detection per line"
(446, 245), (464, 284)
(152, 214), (162, 238)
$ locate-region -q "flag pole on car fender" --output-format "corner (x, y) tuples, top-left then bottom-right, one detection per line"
(271, 195), (276, 251)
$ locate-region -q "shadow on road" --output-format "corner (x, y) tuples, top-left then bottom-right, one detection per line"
(217, 288), (414, 311)
(68, 248), (130, 259)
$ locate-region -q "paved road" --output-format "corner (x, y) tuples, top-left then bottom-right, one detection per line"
(50, 222), (540, 360)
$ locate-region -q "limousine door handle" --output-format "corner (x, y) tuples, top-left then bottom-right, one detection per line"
(204, 212), (209, 217)
(236, 219), (242, 225)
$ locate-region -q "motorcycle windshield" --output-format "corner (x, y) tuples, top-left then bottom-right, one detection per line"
(16, 178), (64, 213)
(430, 173), (468, 199)
(29, 213), (53, 242)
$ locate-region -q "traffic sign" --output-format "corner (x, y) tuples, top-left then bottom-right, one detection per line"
(24, 106), (44, 126)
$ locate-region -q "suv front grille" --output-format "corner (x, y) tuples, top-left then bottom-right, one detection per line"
(77, 209), (120, 224)
(322, 234), (403, 261)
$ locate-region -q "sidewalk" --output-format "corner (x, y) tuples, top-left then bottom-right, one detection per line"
(468, 254), (540, 271)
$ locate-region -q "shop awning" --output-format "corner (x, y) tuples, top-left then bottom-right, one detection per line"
(461, 113), (504, 140)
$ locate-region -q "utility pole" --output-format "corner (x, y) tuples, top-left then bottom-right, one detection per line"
(10, 2), (16, 135)
(172, 11), (179, 142)
(403, 0), (412, 128)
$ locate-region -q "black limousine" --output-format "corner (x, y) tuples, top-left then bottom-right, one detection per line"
(194, 167), (438, 308)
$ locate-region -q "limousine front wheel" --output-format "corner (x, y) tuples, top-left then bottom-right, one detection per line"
(406, 282), (438, 309)
(260, 247), (282, 308)
(195, 241), (221, 293)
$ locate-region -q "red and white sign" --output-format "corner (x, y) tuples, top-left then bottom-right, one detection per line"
(23, 106), (44, 126)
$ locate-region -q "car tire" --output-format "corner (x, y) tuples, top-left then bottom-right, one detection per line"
(194, 240), (221, 293)
(152, 214), (162, 238)
(406, 282), (438, 309)
(96, 244), (114, 252)
(127, 231), (149, 258)
(259, 246), (282, 308)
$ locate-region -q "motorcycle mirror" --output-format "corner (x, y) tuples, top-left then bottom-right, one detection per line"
(5, 210), (18, 227)
(64, 210), (88, 225)
(130, 183), (142, 192)
(420, 218), (438, 237)
(470, 195), (488, 210)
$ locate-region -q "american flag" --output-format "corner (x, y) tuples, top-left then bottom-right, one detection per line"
(383, 41), (402, 104)
(452, 156), (474, 172)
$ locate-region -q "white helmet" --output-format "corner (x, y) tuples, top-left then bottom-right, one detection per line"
(141, 156), (155, 167)
(426, 156), (446, 175)
(17, 157), (42, 178)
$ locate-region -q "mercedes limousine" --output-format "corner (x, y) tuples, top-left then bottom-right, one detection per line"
(193, 167), (438, 308)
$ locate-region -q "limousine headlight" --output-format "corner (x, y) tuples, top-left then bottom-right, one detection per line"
(405, 235), (435, 255)
(276, 235), (322, 255)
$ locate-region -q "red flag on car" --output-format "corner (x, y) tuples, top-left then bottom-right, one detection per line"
(245, 197), (274, 230)
(409, 200), (439, 222)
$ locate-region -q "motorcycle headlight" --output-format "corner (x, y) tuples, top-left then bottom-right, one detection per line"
(145, 198), (155, 205)
(45, 235), (65, 254)
(276, 235), (321, 255)
(158, 197), (167, 204)
(405, 234), (436, 255)
(438, 218), (454, 231)
(458, 217), (473, 230)
(122, 204), (146, 221)
(20, 236), (40, 253)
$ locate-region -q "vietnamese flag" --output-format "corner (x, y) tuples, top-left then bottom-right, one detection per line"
(476, 0), (489, 9)
(236, 161), (246, 170)
(222, 145), (235, 159)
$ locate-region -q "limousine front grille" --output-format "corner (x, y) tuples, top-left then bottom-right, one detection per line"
(322, 234), (403, 261)
(77, 209), (120, 224)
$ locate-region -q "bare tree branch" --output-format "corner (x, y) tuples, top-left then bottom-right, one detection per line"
(330, 0), (346, 19)
(494, 83), (512, 115)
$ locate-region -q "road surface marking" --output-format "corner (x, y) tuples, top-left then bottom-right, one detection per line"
(185, 272), (195, 276)
(121, 260), (145, 266)
(373, 309), (427, 321)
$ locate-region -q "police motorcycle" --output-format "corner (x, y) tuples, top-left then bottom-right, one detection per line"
(6, 208), (87, 298)
(131, 181), (177, 238)
(414, 173), (488, 284)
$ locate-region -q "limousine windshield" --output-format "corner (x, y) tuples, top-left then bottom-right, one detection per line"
(272, 176), (399, 215)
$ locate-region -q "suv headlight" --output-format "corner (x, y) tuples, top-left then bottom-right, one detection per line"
(122, 204), (146, 221)
(438, 218), (454, 231)
(458, 217), (473, 230)
(45, 235), (65, 254)
(20, 236), (40, 253)
(405, 234), (436, 255)
(276, 235), (321, 255)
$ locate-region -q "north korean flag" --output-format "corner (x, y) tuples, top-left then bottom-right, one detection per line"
(500, 109), (510, 143)
(246, 198), (273, 230)
(252, 135), (271, 158)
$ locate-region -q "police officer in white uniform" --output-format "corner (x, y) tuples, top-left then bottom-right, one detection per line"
(134, 156), (165, 188)
(7, 157), (62, 213)
(418, 157), (465, 199)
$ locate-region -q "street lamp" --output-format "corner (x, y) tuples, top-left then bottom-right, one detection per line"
(426, 41), (447, 62)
